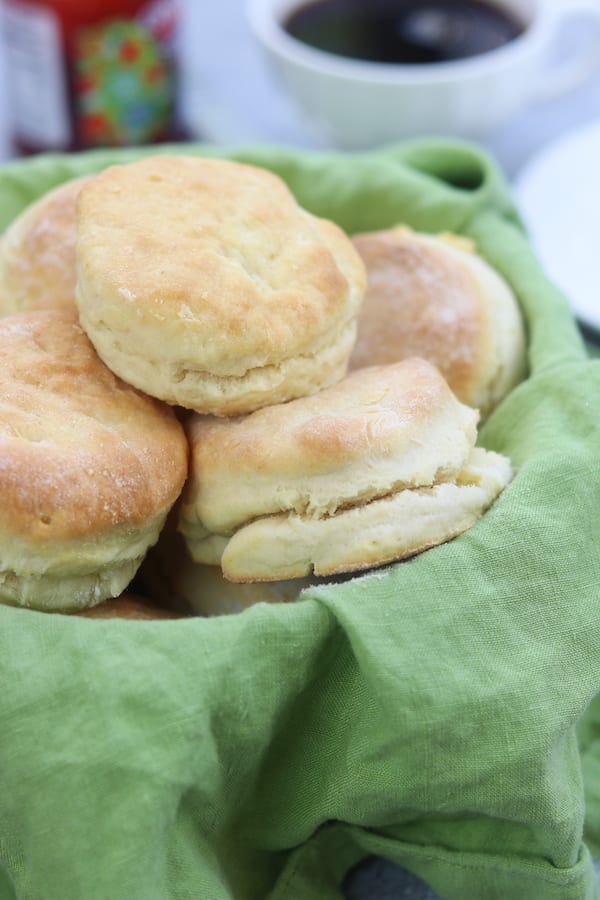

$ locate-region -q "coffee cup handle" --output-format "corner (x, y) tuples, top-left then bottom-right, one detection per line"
(531, 0), (600, 102)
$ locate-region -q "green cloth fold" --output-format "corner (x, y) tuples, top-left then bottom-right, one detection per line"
(0, 140), (599, 900)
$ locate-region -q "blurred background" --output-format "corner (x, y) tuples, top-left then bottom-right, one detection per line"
(0, 0), (598, 178)
(2, 0), (597, 330)
(181, 0), (600, 180)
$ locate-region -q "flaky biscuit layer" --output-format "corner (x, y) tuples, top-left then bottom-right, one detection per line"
(179, 358), (479, 546)
(178, 359), (511, 581)
(219, 448), (512, 581)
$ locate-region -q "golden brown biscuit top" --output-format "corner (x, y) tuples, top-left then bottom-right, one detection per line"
(349, 227), (488, 402)
(0, 310), (188, 541)
(181, 358), (479, 536)
(75, 156), (366, 374)
(0, 176), (88, 315)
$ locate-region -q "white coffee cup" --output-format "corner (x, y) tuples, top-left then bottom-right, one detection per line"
(246, 0), (600, 149)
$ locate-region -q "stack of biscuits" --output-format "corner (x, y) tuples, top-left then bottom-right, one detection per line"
(0, 155), (526, 619)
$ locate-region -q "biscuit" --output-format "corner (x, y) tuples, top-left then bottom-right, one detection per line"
(220, 447), (511, 581)
(349, 227), (527, 417)
(75, 155), (366, 415)
(0, 176), (88, 316)
(0, 309), (188, 611)
(75, 592), (183, 620)
(178, 358), (512, 581)
(140, 516), (313, 616)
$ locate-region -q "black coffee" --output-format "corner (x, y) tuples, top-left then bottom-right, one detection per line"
(282, 0), (526, 64)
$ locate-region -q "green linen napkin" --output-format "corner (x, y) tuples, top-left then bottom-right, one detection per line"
(1, 140), (599, 900)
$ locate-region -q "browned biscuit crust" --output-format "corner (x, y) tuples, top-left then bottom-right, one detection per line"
(350, 227), (527, 416)
(0, 176), (88, 316)
(0, 309), (188, 610)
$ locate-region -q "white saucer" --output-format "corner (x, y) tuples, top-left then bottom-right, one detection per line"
(515, 119), (600, 335)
